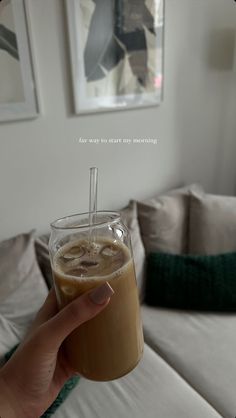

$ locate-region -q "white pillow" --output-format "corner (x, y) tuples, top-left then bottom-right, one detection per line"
(0, 231), (48, 362)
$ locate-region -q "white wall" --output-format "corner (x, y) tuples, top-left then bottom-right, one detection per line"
(1, 0), (236, 240)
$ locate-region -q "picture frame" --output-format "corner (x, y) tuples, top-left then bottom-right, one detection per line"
(66, 0), (164, 115)
(0, 0), (39, 122)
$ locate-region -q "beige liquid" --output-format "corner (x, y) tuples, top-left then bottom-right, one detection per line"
(52, 238), (144, 381)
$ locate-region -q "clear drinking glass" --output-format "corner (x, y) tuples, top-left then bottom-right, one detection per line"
(49, 211), (144, 381)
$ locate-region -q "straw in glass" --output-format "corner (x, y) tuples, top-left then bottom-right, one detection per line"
(89, 167), (98, 245)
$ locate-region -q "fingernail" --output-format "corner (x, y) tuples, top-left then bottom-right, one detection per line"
(89, 282), (114, 305)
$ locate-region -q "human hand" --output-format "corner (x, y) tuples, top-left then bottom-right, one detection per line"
(0, 282), (114, 418)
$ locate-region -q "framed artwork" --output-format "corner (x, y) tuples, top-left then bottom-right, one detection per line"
(66, 0), (164, 114)
(0, 0), (39, 122)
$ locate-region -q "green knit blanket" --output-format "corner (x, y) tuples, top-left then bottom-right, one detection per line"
(4, 345), (80, 417)
(145, 252), (236, 311)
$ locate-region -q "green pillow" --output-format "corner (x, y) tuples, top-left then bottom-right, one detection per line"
(4, 345), (80, 418)
(145, 252), (236, 311)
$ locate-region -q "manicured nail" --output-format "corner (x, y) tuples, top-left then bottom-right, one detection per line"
(89, 282), (114, 305)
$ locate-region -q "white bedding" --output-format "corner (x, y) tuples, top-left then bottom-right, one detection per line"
(142, 305), (236, 418)
(54, 344), (221, 418)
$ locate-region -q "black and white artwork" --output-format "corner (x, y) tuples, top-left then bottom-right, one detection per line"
(0, 0), (24, 105)
(66, 0), (164, 114)
(0, 0), (38, 122)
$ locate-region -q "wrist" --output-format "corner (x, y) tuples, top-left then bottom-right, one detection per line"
(0, 375), (29, 418)
(0, 378), (18, 418)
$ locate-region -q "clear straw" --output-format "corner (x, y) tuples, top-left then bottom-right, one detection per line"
(89, 167), (98, 244)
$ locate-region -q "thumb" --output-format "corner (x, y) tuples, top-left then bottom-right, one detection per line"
(41, 282), (114, 349)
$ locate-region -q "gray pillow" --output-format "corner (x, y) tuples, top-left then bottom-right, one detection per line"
(137, 184), (203, 255)
(189, 192), (236, 254)
(36, 202), (146, 298)
(0, 231), (48, 362)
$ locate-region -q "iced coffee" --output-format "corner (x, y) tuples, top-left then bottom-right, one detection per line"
(52, 236), (143, 381)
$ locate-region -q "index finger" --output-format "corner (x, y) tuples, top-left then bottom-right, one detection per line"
(38, 282), (114, 350)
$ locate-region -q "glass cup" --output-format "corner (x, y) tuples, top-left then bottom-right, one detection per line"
(49, 211), (144, 381)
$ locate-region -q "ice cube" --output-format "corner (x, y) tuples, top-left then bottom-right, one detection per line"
(63, 246), (85, 259)
(59, 256), (73, 264)
(80, 260), (98, 268)
(59, 257), (81, 268)
(101, 245), (120, 257)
